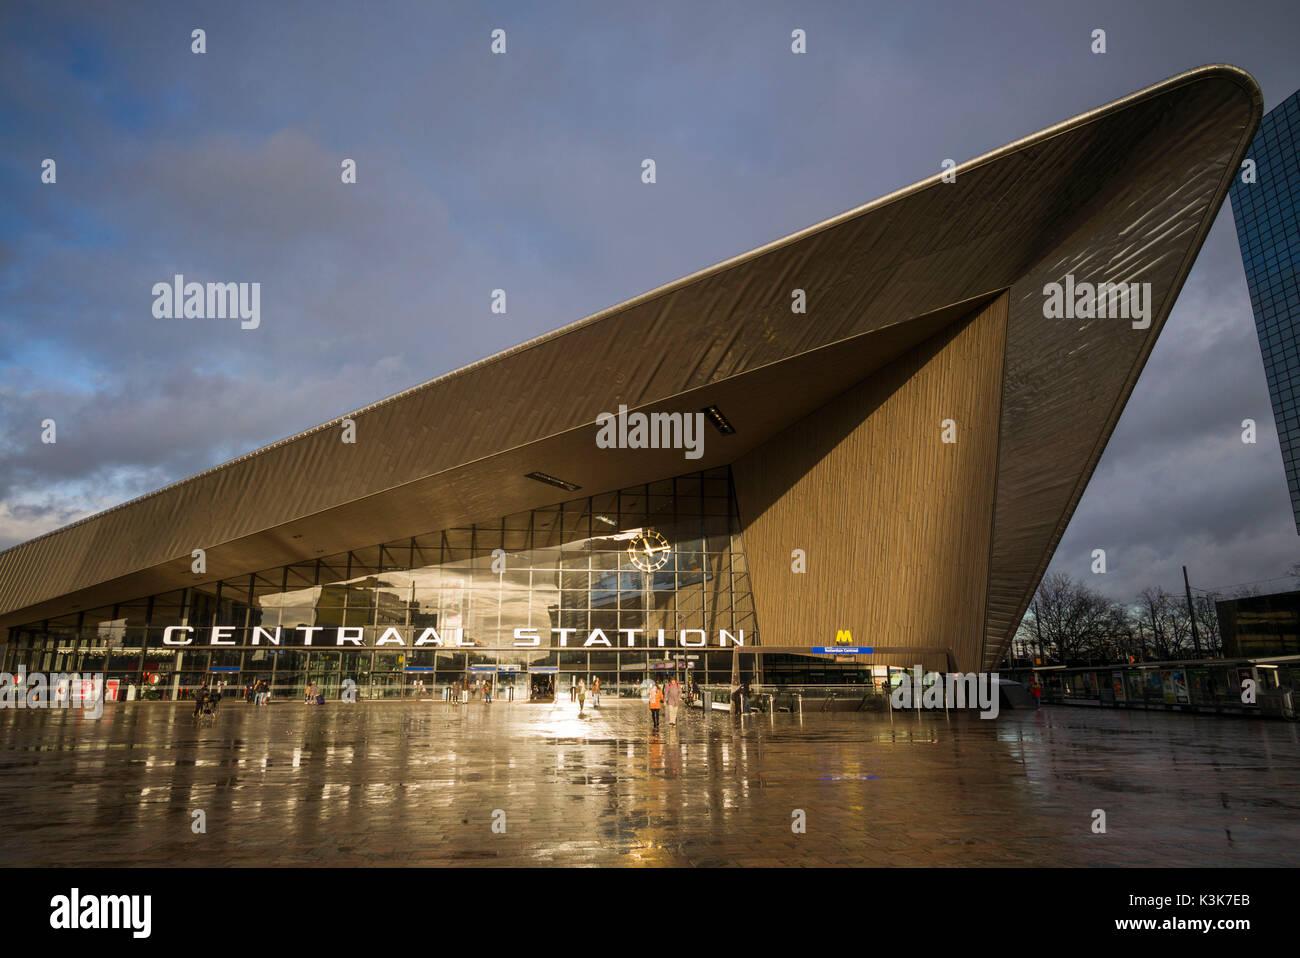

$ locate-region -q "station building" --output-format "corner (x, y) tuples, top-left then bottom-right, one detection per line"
(0, 66), (1263, 701)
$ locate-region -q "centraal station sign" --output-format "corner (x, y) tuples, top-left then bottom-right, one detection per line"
(162, 626), (746, 649)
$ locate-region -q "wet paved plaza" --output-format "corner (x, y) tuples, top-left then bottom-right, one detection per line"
(2, 697), (1298, 867)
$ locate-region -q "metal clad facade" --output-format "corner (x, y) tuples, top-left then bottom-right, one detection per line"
(0, 68), (1264, 669)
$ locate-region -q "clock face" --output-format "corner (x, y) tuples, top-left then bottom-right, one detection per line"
(628, 529), (672, 572)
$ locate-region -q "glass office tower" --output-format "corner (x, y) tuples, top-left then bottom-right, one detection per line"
(1229, 87), (1300, 531)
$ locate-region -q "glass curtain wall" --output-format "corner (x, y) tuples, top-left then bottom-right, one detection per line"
(2, 467), (758, 700)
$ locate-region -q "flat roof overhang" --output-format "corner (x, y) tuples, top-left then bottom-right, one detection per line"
(0, 66), (1264, 670)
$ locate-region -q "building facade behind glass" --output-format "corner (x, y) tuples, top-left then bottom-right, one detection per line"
(1230, 87), (1300, 531)
(1, 467), (775, 700)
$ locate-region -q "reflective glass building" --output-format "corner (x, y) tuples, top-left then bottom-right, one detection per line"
(1230, 87), (1300, 531)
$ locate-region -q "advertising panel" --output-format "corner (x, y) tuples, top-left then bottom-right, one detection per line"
(1171, 669), (1190, 704)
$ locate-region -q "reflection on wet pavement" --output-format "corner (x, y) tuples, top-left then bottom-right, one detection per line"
(2, 699), (1297, 866)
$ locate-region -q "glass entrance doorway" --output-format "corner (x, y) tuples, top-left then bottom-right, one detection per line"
(494, 666), (524, 702)
(529, 667), (557, 702)
(468, 666), (496, 701)
(405, 670), (436, 698)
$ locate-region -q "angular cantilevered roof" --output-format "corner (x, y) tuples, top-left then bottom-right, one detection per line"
(0, 65), (1263, 671)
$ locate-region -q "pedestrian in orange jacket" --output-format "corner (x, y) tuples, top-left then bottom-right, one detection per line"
(648, 681), (663, 729)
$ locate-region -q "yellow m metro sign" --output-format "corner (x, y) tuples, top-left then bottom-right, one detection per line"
(835, 629), (853, 645)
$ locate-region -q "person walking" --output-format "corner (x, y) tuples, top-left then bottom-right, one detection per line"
(648, 680), (663, 729)
(577, 679), (587, 715)
(665, 676), (681, 726)
(591, 676), (600, 708)
(1029, 675), (1043, 710)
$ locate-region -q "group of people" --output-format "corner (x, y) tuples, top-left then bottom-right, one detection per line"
(445, 677), (494, 704)
(645, 676), (684, 728)
(572, 676), (603, 714)
(563, 674), (704, 727)
(241, 679), (271, 705)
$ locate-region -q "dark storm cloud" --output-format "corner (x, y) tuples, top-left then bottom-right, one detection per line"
(1, 0), (1298, 606)
(1049, 215), (1299, 599)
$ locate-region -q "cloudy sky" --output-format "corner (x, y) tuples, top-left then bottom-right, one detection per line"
(1, 0), (1298, 606)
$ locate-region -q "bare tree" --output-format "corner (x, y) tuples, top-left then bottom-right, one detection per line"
(1017, 574), (1265, 667)
(1193, 592), (1224, 657)
(1136, 587), (1176, 661)
(1102, 602), (1141, 663)
(1018, 573), (1119, 664)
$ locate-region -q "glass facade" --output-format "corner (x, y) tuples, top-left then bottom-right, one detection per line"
(1, 467), (759, 700)
(1230, 87), (1300, 531)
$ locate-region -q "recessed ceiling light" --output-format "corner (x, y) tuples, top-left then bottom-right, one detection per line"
(701, 404), (735, 435)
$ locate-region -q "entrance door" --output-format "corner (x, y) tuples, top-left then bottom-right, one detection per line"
(528, 671), (556, 702)
(494, 669), (524, 702)
(405, 671), (436, 699)
(370, 672), (402, 700)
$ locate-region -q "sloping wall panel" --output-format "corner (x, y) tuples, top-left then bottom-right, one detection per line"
(983, 74), (1259, 669)
(733, 295), (1008, 671)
